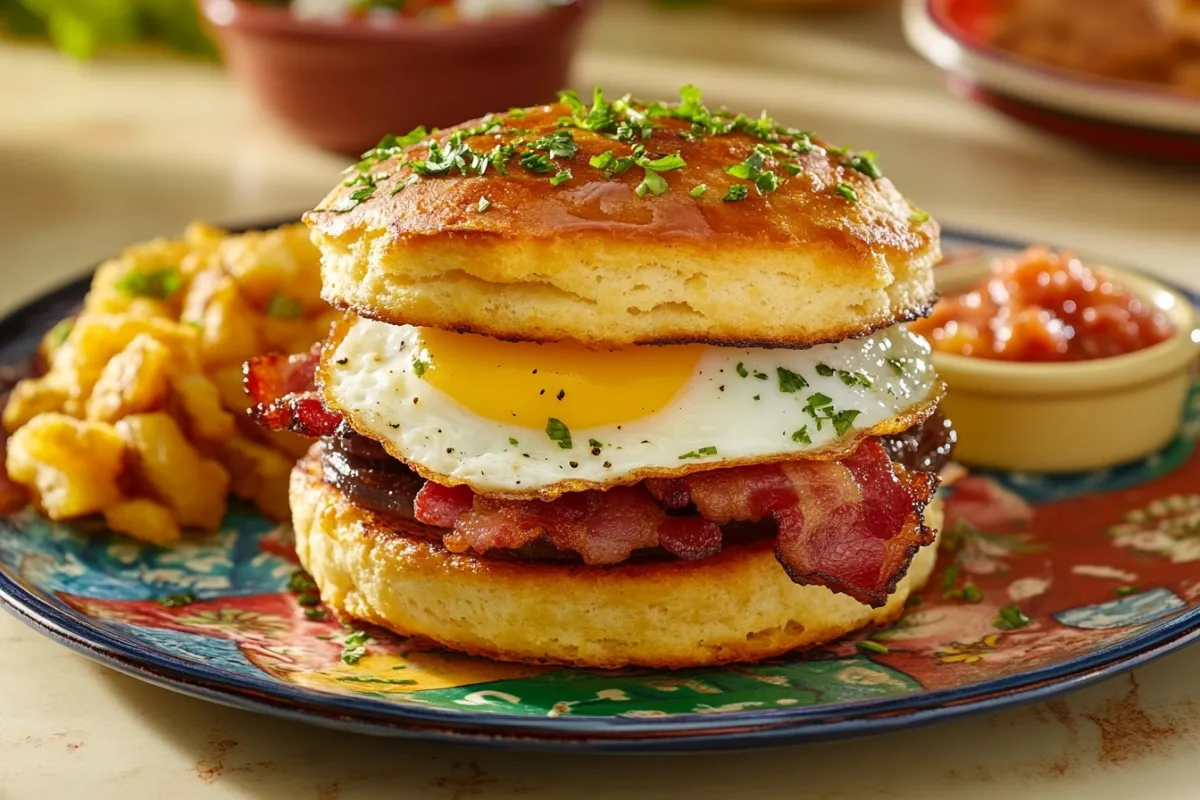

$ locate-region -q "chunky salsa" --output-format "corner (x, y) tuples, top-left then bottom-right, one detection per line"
(912, 247), (1175, 362)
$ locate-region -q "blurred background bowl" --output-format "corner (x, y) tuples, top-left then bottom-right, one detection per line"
(902, 0), (1200, 162)
(201, 0), (595, 155)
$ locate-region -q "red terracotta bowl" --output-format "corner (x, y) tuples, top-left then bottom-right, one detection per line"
(201, 0), (595, 155)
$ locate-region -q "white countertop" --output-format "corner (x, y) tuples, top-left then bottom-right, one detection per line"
(3, 2), (1200, 796)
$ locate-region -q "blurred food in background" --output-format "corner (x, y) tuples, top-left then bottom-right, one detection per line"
(0, 0), (214, 58)
(200, 0), (594, 154)
(991, 0), (1200, 92)
(905, 0), (1200, 160)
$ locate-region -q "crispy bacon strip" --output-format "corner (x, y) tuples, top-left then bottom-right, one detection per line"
(649, 440), (936, 606)
(415, 482), (722, 565)
(417, 439), (936, 606)
(244, 348), (343, 438)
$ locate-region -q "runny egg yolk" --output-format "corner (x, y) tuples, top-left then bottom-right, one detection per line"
(414, 328), (704, 430)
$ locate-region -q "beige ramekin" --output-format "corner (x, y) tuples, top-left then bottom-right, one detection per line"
(928, 258), (1200, 473)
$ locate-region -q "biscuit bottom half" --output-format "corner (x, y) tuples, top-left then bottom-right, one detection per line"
(290, 447), (943, 669)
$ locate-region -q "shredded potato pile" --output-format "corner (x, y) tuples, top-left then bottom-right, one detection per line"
(2, 222), (336, 544)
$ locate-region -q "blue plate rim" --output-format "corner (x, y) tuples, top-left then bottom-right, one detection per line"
(2, 220), (1198, 751)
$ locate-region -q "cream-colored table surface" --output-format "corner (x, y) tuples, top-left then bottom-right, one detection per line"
(2, 2), (1200, 797)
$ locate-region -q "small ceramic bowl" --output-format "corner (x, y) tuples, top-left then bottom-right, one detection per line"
(901, 0), (1200, 162)
(201, 0), (594, 155)
(930, 259), (1200, 473)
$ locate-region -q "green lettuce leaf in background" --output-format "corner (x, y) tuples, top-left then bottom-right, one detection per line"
(0, 0), (216, 58)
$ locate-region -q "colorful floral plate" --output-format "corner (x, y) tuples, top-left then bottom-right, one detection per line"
(2, 227), (1200, 752)
(903, 0), (1200, 161)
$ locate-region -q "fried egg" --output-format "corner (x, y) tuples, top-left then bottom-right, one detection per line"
(321, 316), (941, 498)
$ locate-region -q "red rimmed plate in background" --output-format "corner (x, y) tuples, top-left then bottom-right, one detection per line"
(902, 0), (1200, 161)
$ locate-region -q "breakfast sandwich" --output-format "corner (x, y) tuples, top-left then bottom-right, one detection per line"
(247, 87), (955, 668)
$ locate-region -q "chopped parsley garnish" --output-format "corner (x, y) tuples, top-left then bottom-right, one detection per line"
(886, 357), (906, 375)
(857, 640), (889, 655)
(635, 169), (669, 197)
(723, 184), (749, 202)
(725, 147), (767, 181)
(406, 121), (505, 178)
(679, 446), (718, 459)
(336, 675), (418, 686)
(304, 608), (328, 621)
(735, 362), (749, 378)
(993, 604), (1032, 630)
(337, 169), (383, 208)
(519, 151), (554, 173)
(356, 127), (429, 172)
(842, 151), (883, 180)
(802, 393), (834, 429)
(588, 438), (603, 449)
(690, 184), (708, 198)
(754, 370), (768, 380)
(638, 152), (687, 172)
(1115, 586), (1140, 596)
(755, 171), (781, 194)
(411, 359), (428, 377)
(476, 196), (491, 213)
(559, 87), (617, 133)
(831, 409), (861, 437)
(346, 182), (377, 204)
(288, 570), (317, 593)
(546, 418), (572, 449)
(47, 318), (73, 347)
(550, 168), (573, 186)
(804, 392), (833, 409)
(944, 582), (984, 603)
(777, 367), (808, 393)
(815, 363), (835, 377)
(590, 150), (614, 170)
(723, 145), (784, 195)
(838, 369), (873, 388)
(527, 129), (578, 160)
(390, 174), (420, 196)
(266, 292), (303, 319)
(509, 437), (519, 446)
(799, 392), (860, 436)
(508, 107), (527, 119)
(156, 591), (198, 608)
(836, 182), (859, 203)
(608, 153), (638, 175)
(940, 563), (960, 591)
(342, 629), (370, 665)
(791, 426), (811, 444)
(631, 151), (685, 197)
(116, 266), (183, 299)
(910, 210), (931, 223)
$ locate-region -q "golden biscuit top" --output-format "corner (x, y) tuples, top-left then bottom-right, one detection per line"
(305, 87), (937, 255)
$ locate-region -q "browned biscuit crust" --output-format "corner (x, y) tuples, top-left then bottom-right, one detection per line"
(306, 96), (939, 348)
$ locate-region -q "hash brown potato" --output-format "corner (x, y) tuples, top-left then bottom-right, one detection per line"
(3, 222), (333, 543)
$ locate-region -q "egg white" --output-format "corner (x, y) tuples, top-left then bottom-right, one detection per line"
(322, 317), (940, 497)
